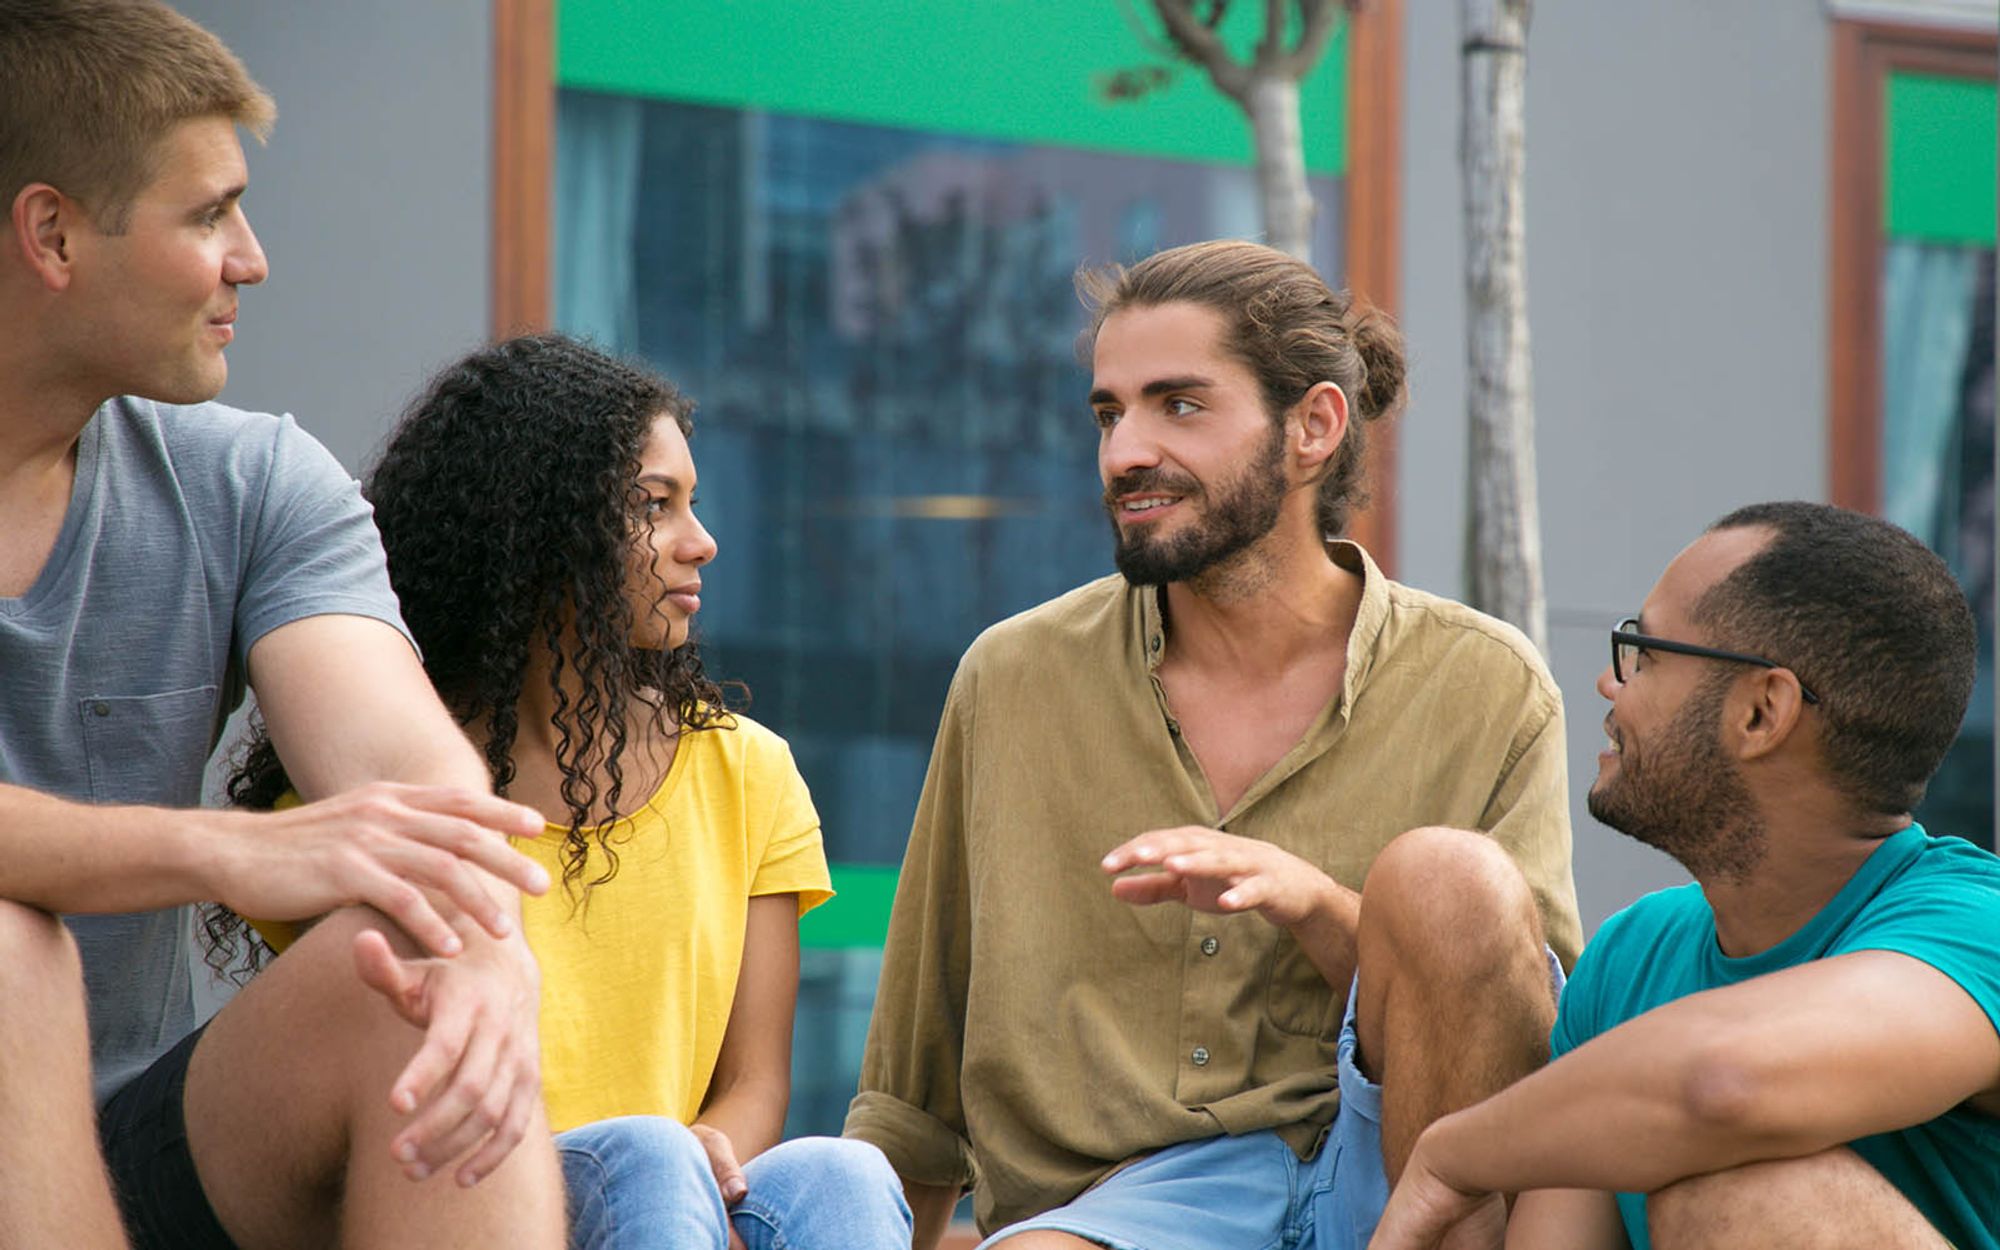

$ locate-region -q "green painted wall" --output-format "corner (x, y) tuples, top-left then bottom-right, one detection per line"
(556, 0), (1348, 175)
(800, 863), (899, 949)
(1886, 71), (1996, 247)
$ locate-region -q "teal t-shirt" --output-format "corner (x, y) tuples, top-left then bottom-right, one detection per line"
(1551, 825), (2000, 1249)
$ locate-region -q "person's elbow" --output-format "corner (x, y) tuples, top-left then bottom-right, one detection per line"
(1676, 1033), (1821, 1152)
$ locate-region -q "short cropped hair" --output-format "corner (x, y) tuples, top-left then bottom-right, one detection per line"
(1696, 501), (1977, 814)
(0, 0), (274, 231)
(1076, 239), (1407, 537)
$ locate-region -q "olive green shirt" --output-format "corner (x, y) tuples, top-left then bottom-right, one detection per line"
(844, 543), (1582, 1233)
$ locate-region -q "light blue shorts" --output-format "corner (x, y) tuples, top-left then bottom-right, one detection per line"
(980, 952), (1565, 1250)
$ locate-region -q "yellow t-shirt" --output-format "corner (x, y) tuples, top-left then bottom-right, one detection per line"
(255, 712), (832, 1134)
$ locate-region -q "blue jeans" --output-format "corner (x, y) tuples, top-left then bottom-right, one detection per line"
(558, 1117), (912, 1250)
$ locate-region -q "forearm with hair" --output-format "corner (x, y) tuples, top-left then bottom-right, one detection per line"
(0, 782), (219, 913)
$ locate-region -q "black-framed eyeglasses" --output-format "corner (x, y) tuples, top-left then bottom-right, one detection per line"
(1611, 618), (1821, 705)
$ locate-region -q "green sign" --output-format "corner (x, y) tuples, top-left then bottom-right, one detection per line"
(800, 862), (900, 949)
(557, 0), (1349, 175)
(1886, 71), (1996, 247)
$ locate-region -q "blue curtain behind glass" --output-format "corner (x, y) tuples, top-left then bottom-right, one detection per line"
(1882, 240), (1996, 848)
(554, 92), (643, 351)
(1883, 244), (1978, 541)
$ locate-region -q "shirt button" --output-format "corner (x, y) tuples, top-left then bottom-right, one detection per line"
(1150, 635), (1162, 653)
(1191, 1046), (1210, 1066)
(1200, 936), (1220, 956)
(92, 702), (111, 717)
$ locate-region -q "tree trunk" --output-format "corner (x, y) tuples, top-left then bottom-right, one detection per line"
(1246, 75), (1315, 262)
(1461, 0), (1546, 654)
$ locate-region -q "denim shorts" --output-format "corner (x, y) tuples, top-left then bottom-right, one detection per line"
(981, 952), (1566, 1250)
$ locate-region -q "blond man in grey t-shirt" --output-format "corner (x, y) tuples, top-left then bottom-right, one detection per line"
(0, 3), (566, 1246)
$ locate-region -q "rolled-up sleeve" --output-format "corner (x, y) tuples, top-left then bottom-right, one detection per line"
(844, 663), (980, 1188)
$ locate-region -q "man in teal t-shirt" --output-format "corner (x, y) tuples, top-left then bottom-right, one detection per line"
(1369, 501), (2000, 1250)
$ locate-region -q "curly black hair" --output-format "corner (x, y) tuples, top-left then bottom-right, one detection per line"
(211, 333), (734, 975)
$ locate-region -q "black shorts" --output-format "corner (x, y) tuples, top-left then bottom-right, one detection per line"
(97, 1026), (241, 1250)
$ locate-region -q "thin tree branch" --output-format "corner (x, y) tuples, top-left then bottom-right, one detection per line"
(1256, 0), (1286, 66)
(1151, 0), (1251, 99)
(1115, 0), (1190, 63)
(1277, 0), (1340, 79)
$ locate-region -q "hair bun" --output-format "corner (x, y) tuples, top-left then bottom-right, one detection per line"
(1344, 304), (1408, 421)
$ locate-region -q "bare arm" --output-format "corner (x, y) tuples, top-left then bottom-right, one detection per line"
(244, 613), (550, 943)
(1371, 952), (2000, 1249)
(906, 1181), (963, 1250)
(1423, 952), (1997, 1193)
(251, 613), (493, 796)
(693, 895), (803, 1176)
(246, 613), (554, 1187)
(0, 615), (548, 950)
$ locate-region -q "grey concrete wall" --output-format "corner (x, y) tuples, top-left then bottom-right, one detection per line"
(172, 0), (495, 471)
(1397, 1), (1832, 932)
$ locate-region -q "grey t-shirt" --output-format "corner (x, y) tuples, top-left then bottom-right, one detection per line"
(0, 397), (407, 1104)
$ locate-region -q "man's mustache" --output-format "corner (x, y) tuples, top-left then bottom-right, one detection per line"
(1102, 468), (1203, 509)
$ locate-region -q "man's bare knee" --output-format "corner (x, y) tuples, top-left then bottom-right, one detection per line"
(1359, 826), (1542, 973)
(1650, 1148), (1948, 1249)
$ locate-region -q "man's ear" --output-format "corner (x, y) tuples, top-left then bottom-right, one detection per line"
(11, 184), (79, 292)
(1729, 667), (1809, 762)
(1294, 381), (1349, 472)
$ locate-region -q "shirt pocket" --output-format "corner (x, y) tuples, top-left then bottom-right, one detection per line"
(1265, 934), (1344, 1038)
(79, 685), (220, 808)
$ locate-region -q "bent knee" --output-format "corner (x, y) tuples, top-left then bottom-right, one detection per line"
(561, 1115), (710, 1183)
(757, 1135), (899, 1189)
(1364, 826), (1522, 896)
(1649, 1148), (1902, 1243)
(1361, 827), (1538, 946)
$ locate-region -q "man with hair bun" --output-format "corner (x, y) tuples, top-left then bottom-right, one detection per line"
(0, 2), (564, 1246)
(846, 238), (1582, 1250)
(1373, 502), (2000, 1250)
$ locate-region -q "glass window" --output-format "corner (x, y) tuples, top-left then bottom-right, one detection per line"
(1881, 69), (1995, 845)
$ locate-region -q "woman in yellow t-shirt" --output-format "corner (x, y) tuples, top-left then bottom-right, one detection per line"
(223, 335), (911, 1249)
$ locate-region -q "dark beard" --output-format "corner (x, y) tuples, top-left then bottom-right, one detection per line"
(1587, 674), (1766, 881)
(1104, 423), (1288, 587)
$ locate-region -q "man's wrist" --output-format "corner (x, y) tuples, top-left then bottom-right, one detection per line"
(166, 804), (239, 904)
(1413, 1108), (1490, 1199)
(1285, 872), (1359, 945)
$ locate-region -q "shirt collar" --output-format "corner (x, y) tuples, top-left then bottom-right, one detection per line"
(1133, 539), (1392, 720)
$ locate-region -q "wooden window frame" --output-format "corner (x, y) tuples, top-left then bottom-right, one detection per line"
(490, 0), (1406, 567)
(1827, 18), (1996, 513)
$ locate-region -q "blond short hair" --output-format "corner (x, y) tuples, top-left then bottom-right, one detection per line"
(0, 0), (274, 231)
